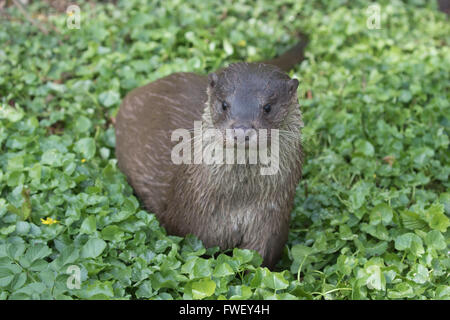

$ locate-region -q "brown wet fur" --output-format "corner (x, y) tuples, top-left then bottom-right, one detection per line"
(115, 37), (308, 269)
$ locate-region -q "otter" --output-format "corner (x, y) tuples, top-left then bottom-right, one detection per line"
(115, 35), (308, 268)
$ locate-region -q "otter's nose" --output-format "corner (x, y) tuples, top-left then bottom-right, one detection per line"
(231, 124), (255, 141)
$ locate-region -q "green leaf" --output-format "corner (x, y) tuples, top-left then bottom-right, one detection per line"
(369, 203), (393, 225)
(262, 271), (289, 291)
(394, 233), (425, 256)
(0, 225), (16, 236)
(74, 116), (92, 133)
(348, 181), (371, 211)
(440, 193), (450, 215)
(365, 265), (386, 291)
(354, 139), (375, 157)
(387, 282), (415, 299)
(424, 230), (446, 250)
(41, 149), (63, 167)
(24, 244), (52, 263)
(99, 90), (120, 108)
(192, 258), (212, 279)
(101, 225), (124, 241)
(81, 238), (107, 259)
(10, 272), (27, 291)
(135, 281), (153, 299)
(14, 282), (46, 298)
(28, 163), (41, 182)
(410, 147), (434, 168)
(15, 221), (30, 235)
(149, 271), (178, 291)
(74, 138), (96, 160)
(232, 248), (261, 266)
(223, 39), (234, 56)
(77, 281), (115, 299)
(401, 210), (427, 230)
(228, 285), (252, 300)
(399, 90), (412, 103)
(435, 285), (450, 299)
(191, 278), (216, 299)
(423, 204), (449, 232)
(365, 241), (388, 256)
(80, 216), (97, 234)
(7, 243), (26, 260)
(291, 244), (314, 261)
(249, 268), (265, 288)
(409, 264), (429, 284)
(361, 223), (390, 241)
(129, 13), (151, 27)
(51, 246), (80, 269)
(213, 263), (234, 277)
(0, 105), (24, 122)
(0, 267), (16, 287)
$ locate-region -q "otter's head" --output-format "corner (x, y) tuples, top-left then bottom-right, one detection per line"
(205, 63), (301, 148)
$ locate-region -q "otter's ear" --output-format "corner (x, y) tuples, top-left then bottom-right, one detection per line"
(208, 73), (218, 88)
(288, 78), (299, 95)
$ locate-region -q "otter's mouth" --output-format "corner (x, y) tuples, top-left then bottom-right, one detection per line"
(221, 128), (271, 151)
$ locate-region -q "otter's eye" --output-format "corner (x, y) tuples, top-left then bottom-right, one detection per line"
(263, 104), (271, 113)
(222, 101), (229, 111)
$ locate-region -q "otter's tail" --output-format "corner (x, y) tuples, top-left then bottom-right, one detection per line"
(262, 32), (309, 72)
